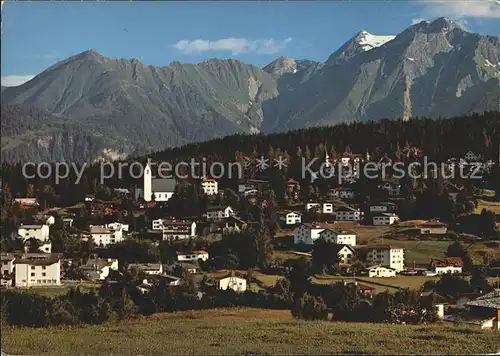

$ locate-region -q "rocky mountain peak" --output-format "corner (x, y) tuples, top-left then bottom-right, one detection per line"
(326, 29), (396, 64)
(263, 56), (298, 77)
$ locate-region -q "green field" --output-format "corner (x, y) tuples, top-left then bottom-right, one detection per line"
(12, 282), (100, 298)
(2, 308), (499, 355)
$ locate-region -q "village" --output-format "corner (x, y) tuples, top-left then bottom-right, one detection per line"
(1, 149), (499, 332)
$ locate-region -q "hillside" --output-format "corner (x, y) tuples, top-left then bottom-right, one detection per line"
(0, 104), (120, 162)
(2, 18), (499, 162)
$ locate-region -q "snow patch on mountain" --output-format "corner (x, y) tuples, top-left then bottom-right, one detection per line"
(357, 31), (396, 51)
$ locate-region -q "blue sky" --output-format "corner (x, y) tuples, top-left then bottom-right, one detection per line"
(1, 0), (499, 86)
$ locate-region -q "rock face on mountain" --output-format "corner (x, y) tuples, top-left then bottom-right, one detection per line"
(2, 18), (499, 162)
(2, 51), (278, 160)
(261, 18), (500, 132)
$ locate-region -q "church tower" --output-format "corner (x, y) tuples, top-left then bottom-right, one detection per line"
(144, 161), (152, 202)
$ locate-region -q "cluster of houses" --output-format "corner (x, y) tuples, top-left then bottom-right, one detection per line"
(2, 151), (498, 329)
(0, 249), (249, 294)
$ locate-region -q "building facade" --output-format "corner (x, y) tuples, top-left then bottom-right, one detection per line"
(365, 245), (405, 272)
(201, 178), (218, 195)
(16, 224), (50, 242)
(14, 256), (61, 287)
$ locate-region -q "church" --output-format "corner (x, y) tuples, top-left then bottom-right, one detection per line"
(134, 162), (176, 202)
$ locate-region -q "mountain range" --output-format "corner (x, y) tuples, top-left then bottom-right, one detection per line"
(2, 18), (499, 163)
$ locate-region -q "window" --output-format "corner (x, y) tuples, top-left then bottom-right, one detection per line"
(31, 266), (35, 270)
(42, 266), (46, 270)
(31, 272), (35, 277)
(42, 273), (46, 277)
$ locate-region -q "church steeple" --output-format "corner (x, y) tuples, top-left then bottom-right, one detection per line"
(143, 159), (152, 202)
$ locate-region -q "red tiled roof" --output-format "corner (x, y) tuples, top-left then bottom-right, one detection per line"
(431, 257), (464, 268)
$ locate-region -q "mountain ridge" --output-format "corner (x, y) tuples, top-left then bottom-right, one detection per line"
(2, 17), (499, 162)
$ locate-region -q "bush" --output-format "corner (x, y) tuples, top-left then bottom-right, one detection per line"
(291, 293), (328, 321)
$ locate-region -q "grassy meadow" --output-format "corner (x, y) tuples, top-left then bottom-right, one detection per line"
(3, 308), (499, 355)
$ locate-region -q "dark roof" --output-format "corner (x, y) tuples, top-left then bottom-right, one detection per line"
(278, 210), (303, 216)
(421, 221), (448, 228)
(176, 250), (208, 255)
(359, 245), (402, 250)
(334, 206), (358, 212)
(207, 205), (230, 212)
(162, 219), (194, 226)
(466, 289), (500, 309)
(151, 178), (176, 193)
(302, 223), (331, 229)
(82, 258), (117, 269)
(129, 263), (162, 271)
(1, 253), (15, 261)
(420, 291), (450, 304)
(14, 257), (60, 265)
(247, 179), (269, 184)
(320, 228), (357, 235)
(331, 244), (356, 254)
(166, 262), (198, 271)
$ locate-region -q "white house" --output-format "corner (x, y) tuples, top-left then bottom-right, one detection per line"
(134, 162), (176, 202)
(367, 265), (397, 278)
(279, 211), (302, 225)
(322, 203), (334, 214)
(1, 253), (16, 276)
(364, 245), (405, 272)
(105, 222), (129, 232)
(90, 226), (124, 247)
(16, 224), (50, 242)
(334, 245), (357, 265)
(218, 275), (247, 292)
(14, 255), (61, 287)
(430, 257), (463, 275)
(152, 218), (165, 230)
(205, 206), (234, 221)
(373, 213), (400, 226)
(201, 178), (218, 195)
(293, 223), (331, 245)
(176, 250), (209, 262)
(318, 228), (357, 246)
(333, 206), (362, 221)
(129, 263), (163, 275)
(80, 258), (119, 281)
(305, 202), (320, 212)
(420, 221), (448, 235)
(161, 219), (197, 240)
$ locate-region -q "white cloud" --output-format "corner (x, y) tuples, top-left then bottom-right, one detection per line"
(1, 75), (35, 87)
(416, 0), (500, 20)
(172, 37), (292, 55)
